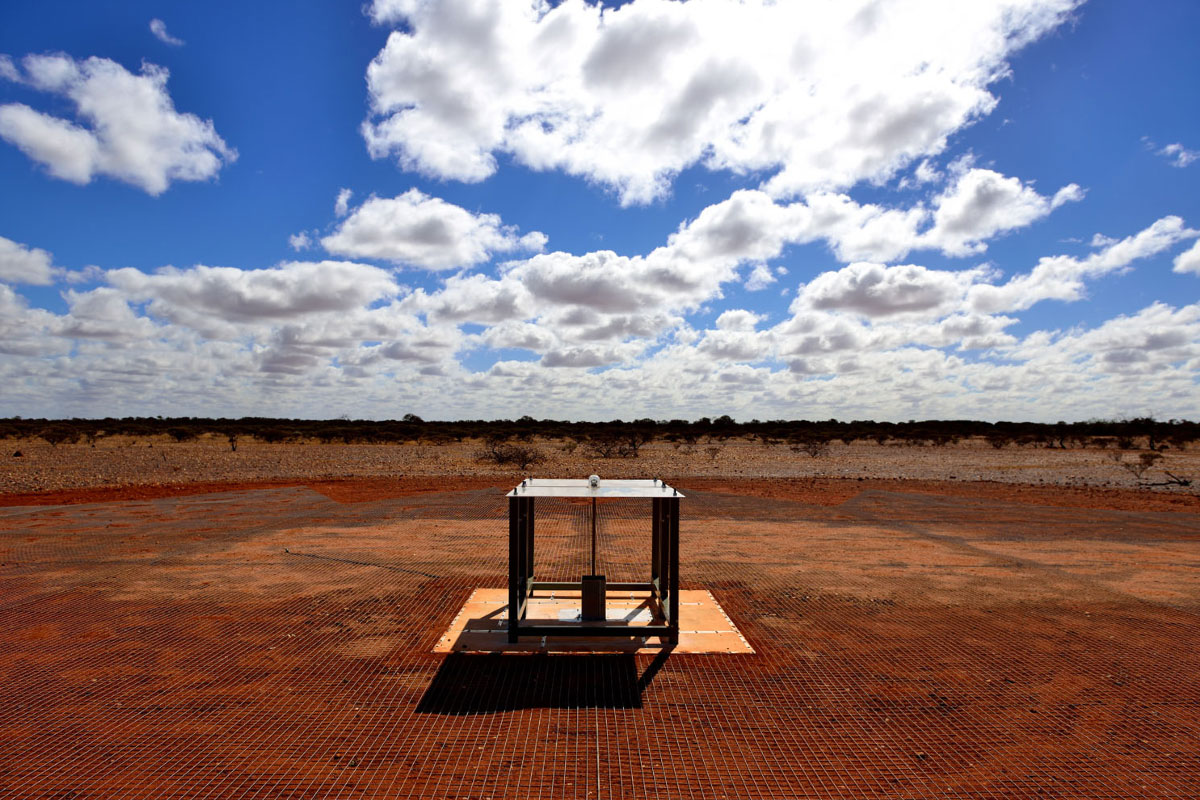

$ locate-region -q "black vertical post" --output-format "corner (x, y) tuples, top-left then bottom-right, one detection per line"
(661, 498), (671, 608)
(651, 497), (661, 597)
(658, 498), (669, 618)
(517, 498), (526, 608)
(508, 495), (519, 643)
(520, 498), (532, 611)
(668, 496), (680, 643)
(590, 497), (597, 575)
(527, 497), (535, 593)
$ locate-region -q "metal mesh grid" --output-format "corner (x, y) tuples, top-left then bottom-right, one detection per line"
(1, 484), (1199, 798)
(524, 496), (654, 584)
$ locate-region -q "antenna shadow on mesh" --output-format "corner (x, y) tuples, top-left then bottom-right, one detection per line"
(416, 649), (672, 714)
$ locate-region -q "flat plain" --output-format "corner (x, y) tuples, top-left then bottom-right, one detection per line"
(1, 439), (1198, 798)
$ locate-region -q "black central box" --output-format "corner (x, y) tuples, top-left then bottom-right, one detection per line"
(581, 574), (606, 621)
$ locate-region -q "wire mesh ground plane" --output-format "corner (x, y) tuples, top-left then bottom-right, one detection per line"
(1, 481), (1199, 798)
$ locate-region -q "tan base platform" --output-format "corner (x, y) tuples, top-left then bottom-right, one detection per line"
(435, 588), (754, 654)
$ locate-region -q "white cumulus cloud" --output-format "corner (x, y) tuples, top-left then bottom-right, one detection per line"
(1004, 302), (1200, 379)
(968, 215), (1200, 312)
(0, 54), (234, 194)
(0, 56), (18, 83)
(795, 262), (988, 319)
(1173, 239), (1200, 275)
(362, 0), (1078, 204)
(919, 168), (1084, 256)
(406, 272), (533, 324)
(288, 231), (314, 251)
(322, 189), (547, 270)
(149, 19), (185, 47)
(57, 287), (160, 342)
(0, 235), (56, 285)
(630, 166), (1079, 271)
(1157, 142), (1198, 168)
(744, 263), (776, 291)
(108, 261), (400, 337)
(0, 284), (67, 356)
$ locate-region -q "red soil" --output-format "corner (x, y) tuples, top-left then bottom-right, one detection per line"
(678, 476), (1200, 513)
(0, 475), (511, 506)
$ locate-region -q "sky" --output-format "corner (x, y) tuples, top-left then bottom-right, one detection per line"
(0, 0), (1197, 423)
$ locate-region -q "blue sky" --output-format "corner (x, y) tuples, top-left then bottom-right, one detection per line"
(0, 0), (1197, 421)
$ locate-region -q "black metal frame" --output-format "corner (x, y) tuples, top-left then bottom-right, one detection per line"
(508, 494), (680, 643)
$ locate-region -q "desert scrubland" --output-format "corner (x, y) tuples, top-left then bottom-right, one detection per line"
(2, 433), (1197, 501)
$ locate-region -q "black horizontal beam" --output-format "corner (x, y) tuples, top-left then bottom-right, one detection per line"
(531, 581), (655, 592)
(512, 624), (673, 637)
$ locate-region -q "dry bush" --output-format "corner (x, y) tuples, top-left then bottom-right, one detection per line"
(587, 436), (622, 458)
(1109, 451), (1162, 480)
(167, 427), (198, 443)
(1108, 451), (1191, 486)
(1154, 471), (1193, 487)
(586, 431), (650, 459)
(789, 436), (830, 458)
(38, 424), (81, 447)
(478, 438), (545, 470)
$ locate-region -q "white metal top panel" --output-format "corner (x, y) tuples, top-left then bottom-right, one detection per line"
(506, 477), (684, 498)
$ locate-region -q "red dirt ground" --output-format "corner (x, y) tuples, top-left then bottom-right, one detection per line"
(0, 475), (512, 506)
(1, 478), (1198, 798)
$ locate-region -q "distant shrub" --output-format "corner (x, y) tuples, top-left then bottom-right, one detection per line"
(788, 435), (830, 458)
(587, 435), (623, 458)
(478, 438), (545, 470)
(1109, 451), (1162, 480)
(315, 426), (358, 444)
(421, 431), (456, 446)
(39, 424), (81, 447)
(255, 428), (293, 444)
(167, 427), (198, 443)
(586, 431), (650, 459)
